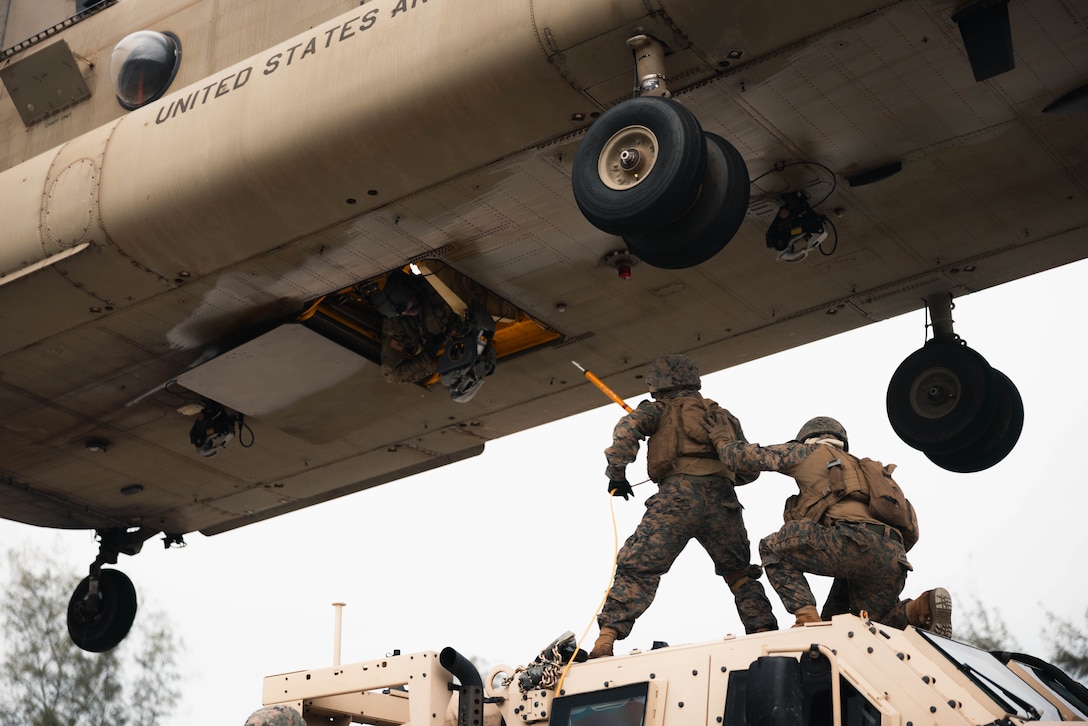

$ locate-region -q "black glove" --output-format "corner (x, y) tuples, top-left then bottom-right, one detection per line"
(608, 478), (633, 500)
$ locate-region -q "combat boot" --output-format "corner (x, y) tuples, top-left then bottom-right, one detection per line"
(792, 605), (822, 627)
(907, 588), (953, 637)
(589, 627), (618, 659)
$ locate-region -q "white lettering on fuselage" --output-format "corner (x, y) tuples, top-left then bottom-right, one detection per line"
(154, 3), (432, 126)
(155, 67), (253, 123)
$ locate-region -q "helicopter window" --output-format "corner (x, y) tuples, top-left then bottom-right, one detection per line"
(110, 30), (181, 109)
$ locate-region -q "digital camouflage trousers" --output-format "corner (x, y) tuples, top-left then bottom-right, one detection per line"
(759, 519), (910, 622)
(598, 474), (777, 638)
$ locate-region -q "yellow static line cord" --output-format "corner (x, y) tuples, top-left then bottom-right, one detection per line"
(556, 362), (640, 694)
(555, 491), (621, 696)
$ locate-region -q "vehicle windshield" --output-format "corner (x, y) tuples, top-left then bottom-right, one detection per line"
(1003, 654), (1088, 720)
(919, 632), (1061, 720)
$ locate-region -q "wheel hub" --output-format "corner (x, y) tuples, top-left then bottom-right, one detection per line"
(909, 367), (961, 419)
(598, 125), (658, 190)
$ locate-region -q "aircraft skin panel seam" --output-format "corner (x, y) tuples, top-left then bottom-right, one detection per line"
(0, 470), (134, 530)
(1, 0), (1086, 657)
(197, 443), (487, 536)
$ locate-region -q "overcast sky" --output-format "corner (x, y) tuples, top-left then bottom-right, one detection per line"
(2, 258), (1086, 725)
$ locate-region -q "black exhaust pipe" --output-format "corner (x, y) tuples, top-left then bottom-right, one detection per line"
(440, 647), (484, 726)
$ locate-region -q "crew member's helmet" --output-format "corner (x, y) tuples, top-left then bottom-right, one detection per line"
(375, 270), (422, 317)
(244, 705), (306, 726)
(646, 354), (701, 393)
(795, 416), (849, 451)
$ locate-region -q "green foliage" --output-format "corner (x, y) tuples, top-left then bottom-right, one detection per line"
(1042, 608), (1088, 681)
(957, 595), (1088, 686)
(957, 596), (1020, 653)
(0, 547), (183, 726)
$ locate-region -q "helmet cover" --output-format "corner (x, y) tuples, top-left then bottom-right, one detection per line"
(244, 705), (306, 726)
(372, 270), (423, 317)
(646, 354), (701, 393)
(795, 416), (849, 451)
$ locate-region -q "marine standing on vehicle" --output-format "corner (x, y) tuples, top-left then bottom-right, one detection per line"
(589, 355), (777, 659)
(704, 414), (952, 635)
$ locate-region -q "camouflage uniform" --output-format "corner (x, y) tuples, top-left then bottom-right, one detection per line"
(597, 360), (777, 639)
(707, 434), (912, 624)
(244, 705), (305, 726)
(379, 275), (456, 384)
(758, 518), (908, 622)
(822, 577), (912, 628)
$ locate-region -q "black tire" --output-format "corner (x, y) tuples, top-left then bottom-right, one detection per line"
(886, 340), (996, 453)
(624, 132), (750, 269)
(925, 368), (1024, 473)
(572, 96), (706, 237)
(67, 569), (138, 653)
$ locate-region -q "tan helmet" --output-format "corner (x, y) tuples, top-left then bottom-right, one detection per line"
(645, 354), (701, 393)
(795, 416), (849, 451)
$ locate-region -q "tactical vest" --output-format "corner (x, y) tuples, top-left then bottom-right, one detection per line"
(646, 397), (733, 482)
(783, 444), (919, 550)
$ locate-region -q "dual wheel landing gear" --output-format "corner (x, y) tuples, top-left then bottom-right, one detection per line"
(571, 37), (749, 269)
(66, 527), (156, 652)
(886, 294), (1024, 472)
(573, 40), (1022, 468)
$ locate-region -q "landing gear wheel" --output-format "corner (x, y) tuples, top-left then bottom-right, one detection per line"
(572, 96), (706, 237)
(624, 132), (750, 269)
(67, 568), (138, 653)
(886, 340), (996, 453)
(925, 368), (1023, 473)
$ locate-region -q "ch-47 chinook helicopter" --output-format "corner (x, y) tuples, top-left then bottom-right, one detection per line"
(1, 0), (1086, 652)
(246, 617), (1088, 726)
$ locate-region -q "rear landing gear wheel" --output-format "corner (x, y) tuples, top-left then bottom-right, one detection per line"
(924, 367), (1023, 473)
(624, 132), (750, 269)
(572, 96), (706, 237)
(886, 340), (996, 454)
(67, 568), (138, 653)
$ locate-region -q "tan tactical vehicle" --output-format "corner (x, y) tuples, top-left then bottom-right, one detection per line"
(252, 615), (1088, 726)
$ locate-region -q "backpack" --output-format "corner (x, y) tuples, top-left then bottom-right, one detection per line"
(810, 451), (919, 552)
(856, 458), (920, 551)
